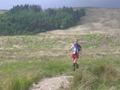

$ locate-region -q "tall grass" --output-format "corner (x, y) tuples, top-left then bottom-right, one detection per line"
(0, 57), (71, 90)
(0, 34), (119, 90)
(68, 56), (120, 90)
(71, 65), (120, 90)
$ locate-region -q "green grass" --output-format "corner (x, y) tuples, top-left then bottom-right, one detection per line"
(0, 34), (120, 90)
(1, 55), (120, 90)
(0, 57), (71, 90)
(67, 56), (120, 90)
(70, 65), (120, 90)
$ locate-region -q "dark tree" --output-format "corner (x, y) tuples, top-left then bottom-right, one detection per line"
(0, 5), (86, 35)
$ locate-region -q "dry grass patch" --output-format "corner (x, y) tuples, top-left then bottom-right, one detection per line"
(69, 64), (120, 90)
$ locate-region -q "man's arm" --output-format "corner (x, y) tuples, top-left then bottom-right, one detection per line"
(69, 44), (73, 51)
(79, 48), (82, 55)
(78, 44), (82, 55)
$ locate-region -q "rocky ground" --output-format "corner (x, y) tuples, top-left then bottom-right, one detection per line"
(29, 76), (73, 90)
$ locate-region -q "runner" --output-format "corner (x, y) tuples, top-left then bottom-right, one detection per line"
(69, 38), (82, 71)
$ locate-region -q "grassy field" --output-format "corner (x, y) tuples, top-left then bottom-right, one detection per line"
(0, 34), (120, 90)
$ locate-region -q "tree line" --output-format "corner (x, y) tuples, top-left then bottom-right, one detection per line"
(0, 5), (85, 35)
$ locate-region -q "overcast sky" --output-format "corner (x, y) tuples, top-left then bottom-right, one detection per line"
(0, 0), (120, 10)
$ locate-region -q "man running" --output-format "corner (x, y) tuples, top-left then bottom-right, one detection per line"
(69, 38), (82, 71)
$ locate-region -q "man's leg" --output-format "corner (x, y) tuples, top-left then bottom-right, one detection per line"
(75, 58), (79, 69)
(73, 59), (75, 71)
(73, 58), (77, 71)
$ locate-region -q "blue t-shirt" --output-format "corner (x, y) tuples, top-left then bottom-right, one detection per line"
(72, 44), (81, 54)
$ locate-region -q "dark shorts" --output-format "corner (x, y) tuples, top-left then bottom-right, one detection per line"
(72, 54), (79, 59)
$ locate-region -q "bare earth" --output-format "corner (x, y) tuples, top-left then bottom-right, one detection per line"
(29, 76), (73, 90)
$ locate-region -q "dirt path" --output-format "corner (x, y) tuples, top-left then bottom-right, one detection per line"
(29, 76), (73, 90)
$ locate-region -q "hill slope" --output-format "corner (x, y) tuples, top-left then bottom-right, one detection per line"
(0, 8), (120, 90)
(39, 7), (120, 36)
(0, 10), (7, 14)
(32, 8), (120, 89)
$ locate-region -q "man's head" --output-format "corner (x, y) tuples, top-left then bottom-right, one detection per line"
(74, 38), (78, 44)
